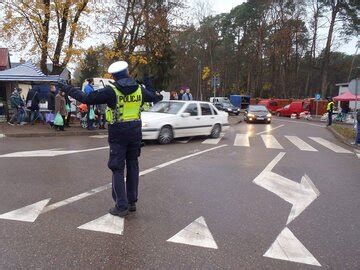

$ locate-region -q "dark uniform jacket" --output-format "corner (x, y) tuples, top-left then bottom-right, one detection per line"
(63, 78), (162, 143)
(48, 91), (56, 112)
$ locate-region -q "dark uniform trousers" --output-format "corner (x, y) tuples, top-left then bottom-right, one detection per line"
(107, 120), (142, 211)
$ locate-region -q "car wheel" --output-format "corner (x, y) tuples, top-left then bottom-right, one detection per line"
(210, 124), (221, 138)
(158, 126), (174, 144)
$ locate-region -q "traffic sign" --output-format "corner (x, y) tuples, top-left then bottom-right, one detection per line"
(315, 94), (321, 101)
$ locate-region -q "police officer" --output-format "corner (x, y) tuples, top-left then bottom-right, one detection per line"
(59, 61), (162, 217)
(327, 97), (334, 126)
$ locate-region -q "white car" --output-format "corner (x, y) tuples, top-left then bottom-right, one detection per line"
(142, 101), (229, 144)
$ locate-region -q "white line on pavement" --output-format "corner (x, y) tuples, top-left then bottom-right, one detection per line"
(261, 135), (283, 149)
(256, 124), (285, 135)
(275, 118), (325, 128)
(202, 133), (225, 145)
(234, 134), (250, 147)
(0, 144), (228, 222)
(309, 137), (352, 153)
(285, 136), (318, 152)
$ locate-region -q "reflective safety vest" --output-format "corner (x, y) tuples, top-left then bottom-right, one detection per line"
(105, 85), (142, 124)
(327, 101), (334, 111)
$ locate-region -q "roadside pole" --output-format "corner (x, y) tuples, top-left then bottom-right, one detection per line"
(355, 78), (359, 125)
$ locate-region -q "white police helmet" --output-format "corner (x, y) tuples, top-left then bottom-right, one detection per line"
(108, 61), (129, 80)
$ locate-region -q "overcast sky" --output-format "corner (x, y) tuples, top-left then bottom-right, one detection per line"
(0, 0), (358, 63)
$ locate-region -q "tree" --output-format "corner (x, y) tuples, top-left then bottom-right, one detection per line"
(0, 0), (91, 74)
(319, 0), (360, 97)
(77, 47), (100, 85)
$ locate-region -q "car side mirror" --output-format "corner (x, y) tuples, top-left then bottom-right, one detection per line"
(181, 112), (190, 117)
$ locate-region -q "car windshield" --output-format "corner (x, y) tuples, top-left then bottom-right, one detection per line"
(249, 105), (268, 112)
(148, 101), (184, 114)
(220, 102), (232, 108)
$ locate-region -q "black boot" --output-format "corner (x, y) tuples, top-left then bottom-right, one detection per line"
(129, 203), (136, 212)
(109, 206), (129, 217)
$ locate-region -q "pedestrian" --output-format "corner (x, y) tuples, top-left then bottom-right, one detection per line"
(178, 88), (184, 100)
(326, 97), (334, 126)
(47, 84), (57, 127)
(170, 91), (178, 100)
(84, 78), (95, 130)
(26, 88), (44, 125)
(65, 94), (72, 128)
(54, 90), (67, 131)
(8, 87), (25, 126)
(58, 61), (162, 217)
(182, 87), (193, 101)
(356, 109), (360, 146)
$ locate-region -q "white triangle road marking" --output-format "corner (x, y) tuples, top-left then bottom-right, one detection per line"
(176, 137), (193, 144)
(167, 216), (218, 249)
(78, 214), (124, 235)
(90, 135), (108, 139)
(0, 198), (51, 223)
(264, 227), (321, 267)
(202, 133), (225, 145)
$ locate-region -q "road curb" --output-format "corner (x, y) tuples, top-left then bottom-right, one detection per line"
(327, 126), (360, 150)
(3, 130), (107, 138)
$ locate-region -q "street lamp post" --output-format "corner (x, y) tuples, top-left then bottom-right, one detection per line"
(194, 57), (202, 101)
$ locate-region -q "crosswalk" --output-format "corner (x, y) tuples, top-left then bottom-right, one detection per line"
(201, 134), (353, 154)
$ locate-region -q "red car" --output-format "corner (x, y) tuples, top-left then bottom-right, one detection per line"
(276, 101), (308, 117)
(258, 99), (281, 114)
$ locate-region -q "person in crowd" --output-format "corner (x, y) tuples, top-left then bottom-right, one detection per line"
(96, 103), (107, 129)
(326, 97), (334, 126)
(65, 94), (72, 128)
(356, 109), (360, 146)
(84, 78), (95, 130)
(8, 87), (25, 126)
(54, 90), (67, 131)
(170, 91), (178, 100)
(178, 89), (184, 100)
(47, 84), (57, 127)
(182, 87), (193, 101)
(58, 60), (162, 217)
(26, 88), (44, 125)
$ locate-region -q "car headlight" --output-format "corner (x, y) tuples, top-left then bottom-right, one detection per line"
(266, 113), (272, 117)
(142, 122), (149, 127)
(227, 108), (232, 111)
(247, 113), (255, 117)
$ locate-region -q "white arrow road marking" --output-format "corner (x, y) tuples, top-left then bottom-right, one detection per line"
(309, 137), (352, 153)
(256, 124), (285, 135)
(0, 146), (110, 157)
(78, 214), (124, 235)
(0, 145), (227, 223)
(167, 216), (218, 249)
(253, 152), (320, 224)
(264, 227), (321, 267)
(0, 198), (51, 222)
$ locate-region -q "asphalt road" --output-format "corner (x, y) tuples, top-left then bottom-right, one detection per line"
(0, 117), (359, 269)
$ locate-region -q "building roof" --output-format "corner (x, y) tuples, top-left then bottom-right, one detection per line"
(0, 61), (59, 82)
(0, 48), (10, 70)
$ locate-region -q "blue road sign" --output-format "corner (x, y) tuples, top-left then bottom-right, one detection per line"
(315, 94), (321, 101)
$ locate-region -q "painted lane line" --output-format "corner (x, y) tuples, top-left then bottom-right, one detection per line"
(256, 124), (285, 135)
(0, 146), (110, 158)
(78, 214), (124, 235)
(176, 137), (193, 144)
(202, 133), (225, 145)
(0, 145), (227, 222)
(285, 136), (318, 152)
(167, 216), (218, 249)
(233, 134), (250, 147)
(264, 227), (321, 267)
(309, 137), (352, 154)
(261, 135), (283, 149)
(275, 118), (325, 128)
(0, 134), (5, 138)
(253, 153), (320, 224)
(90, 135), (108, 139)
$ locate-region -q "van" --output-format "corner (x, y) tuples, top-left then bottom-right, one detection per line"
(258, 99), (281, 114)
(276, 101), (309, 117)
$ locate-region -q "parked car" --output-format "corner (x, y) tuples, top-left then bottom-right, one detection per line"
(276, 101), (309, 117)
(258, 99), (281, 114)
(213, 101), (240, 115)
(142, 101), (229, 144)
(210, 97), (229, 103)
(244, 105), (272, 124)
